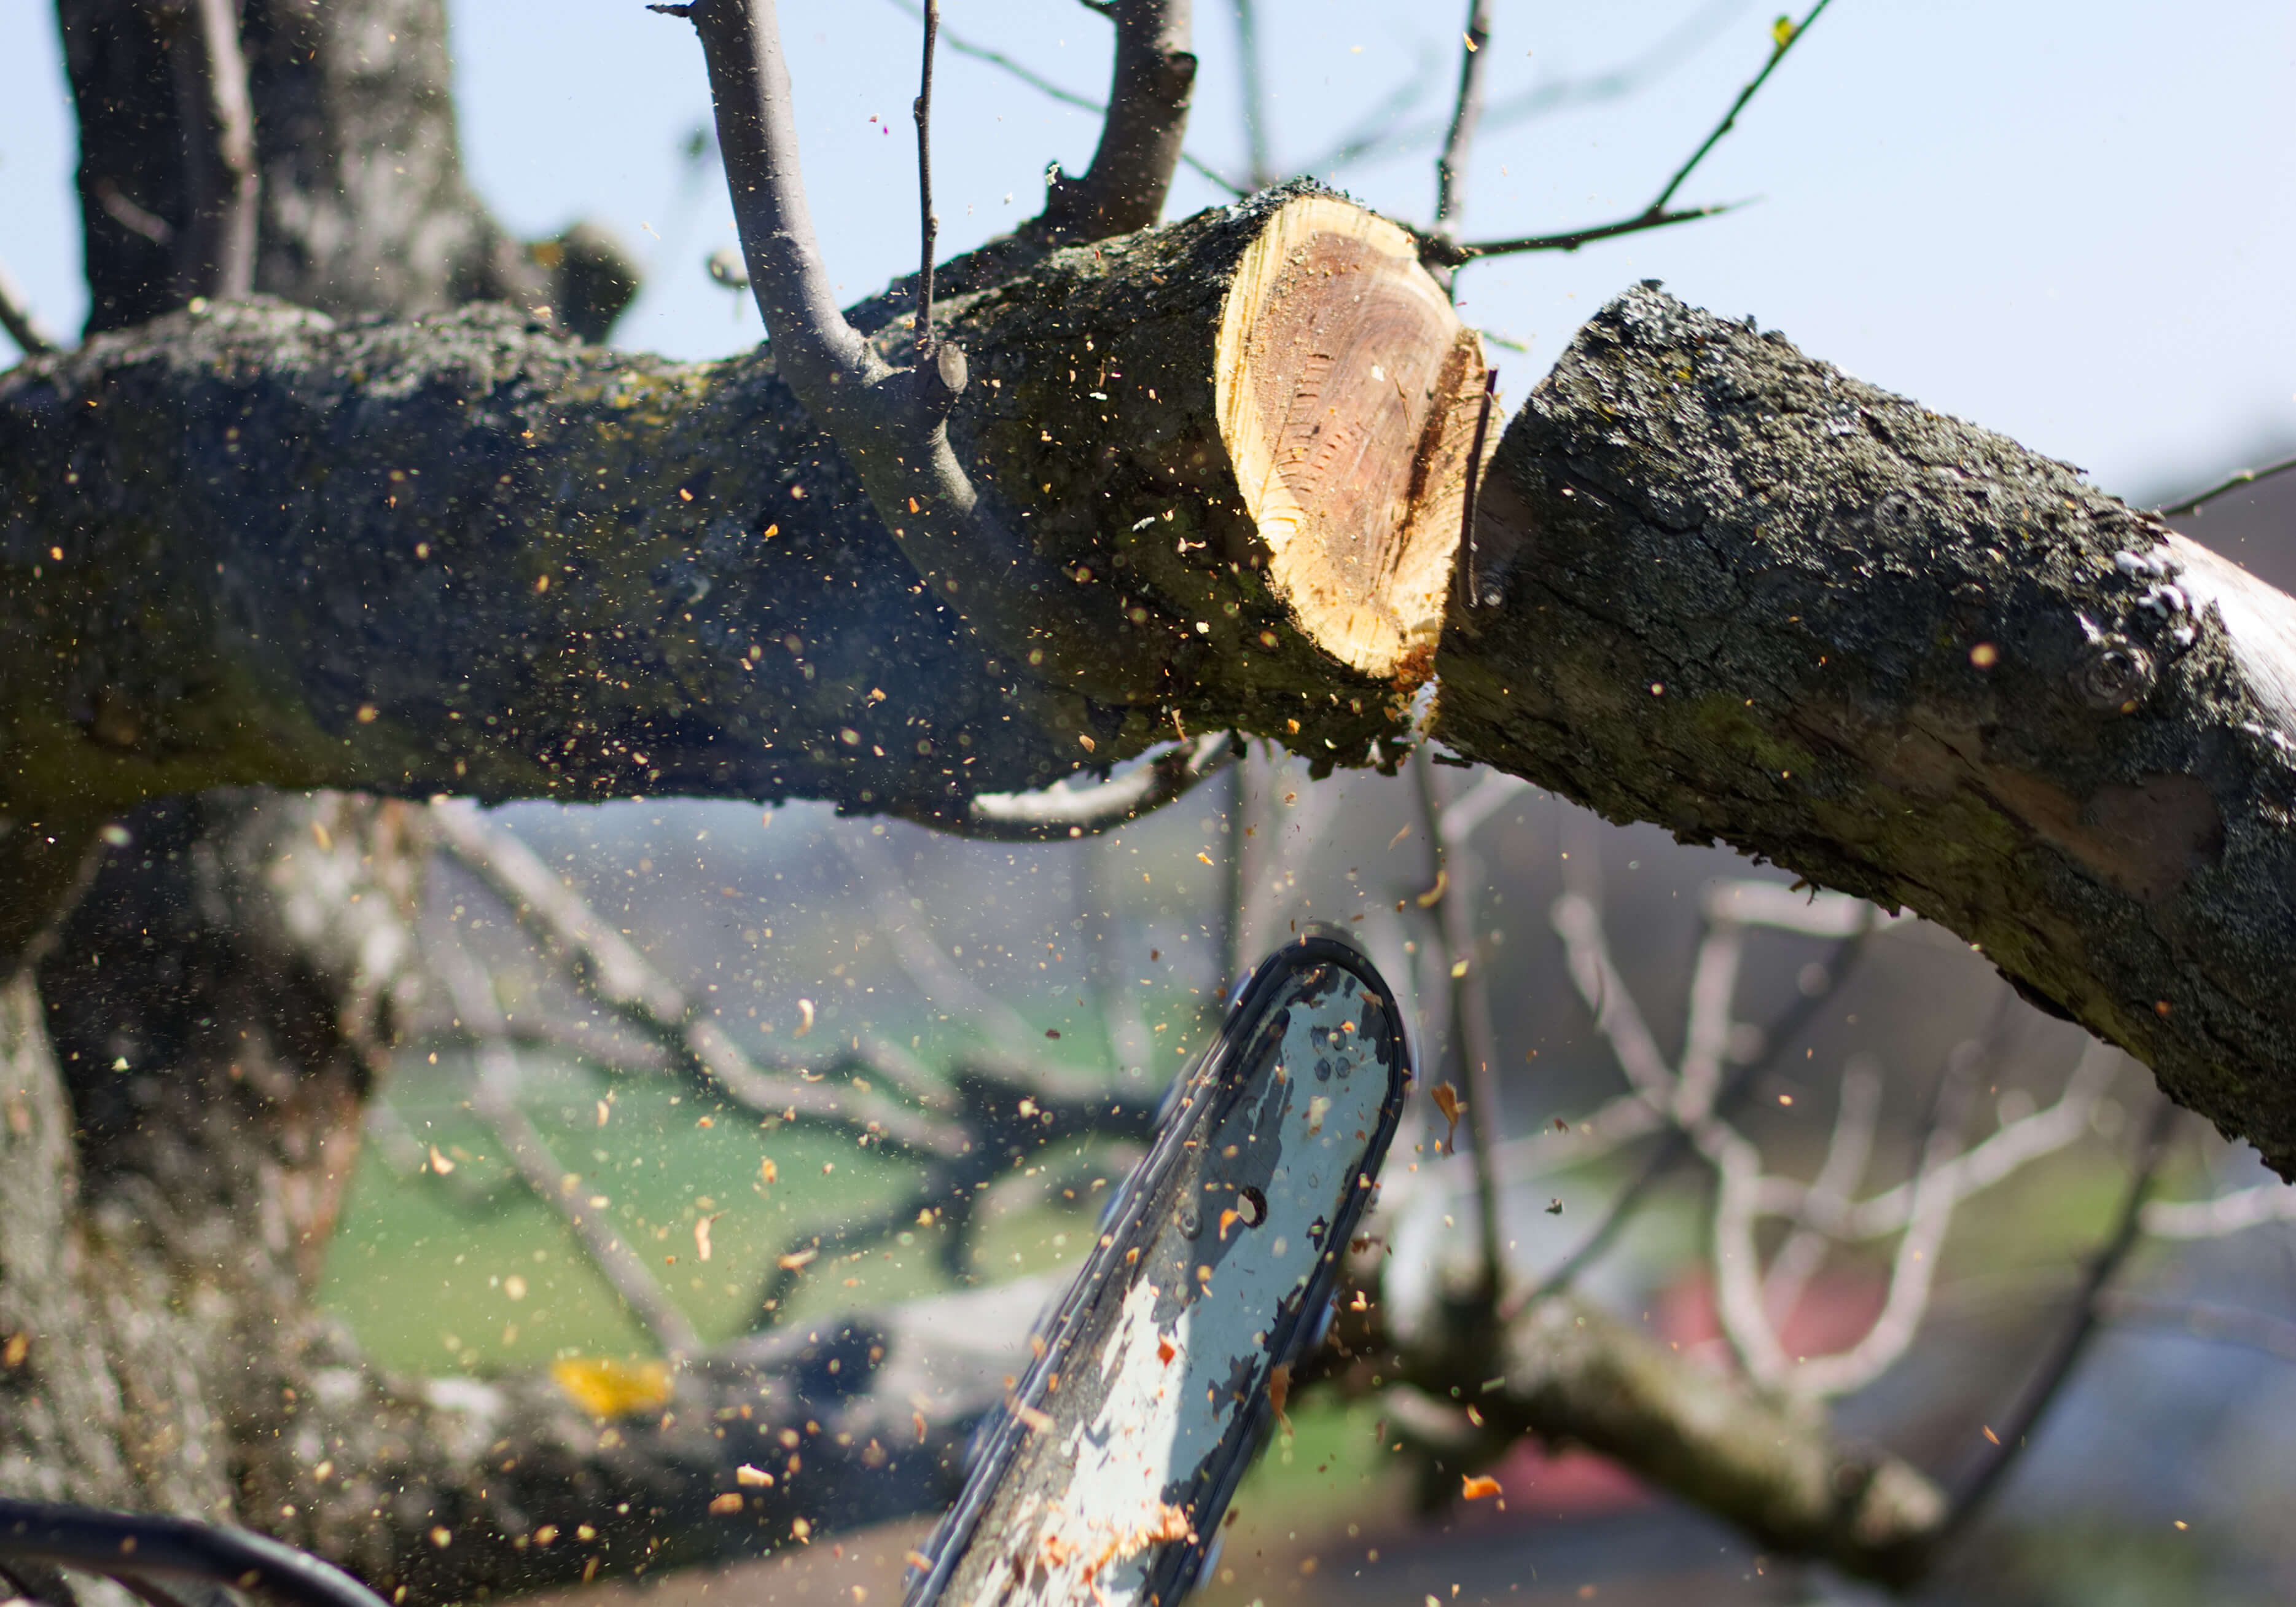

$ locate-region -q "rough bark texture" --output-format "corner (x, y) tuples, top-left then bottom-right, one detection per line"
(1434, 283), (2296, 1176)
(0, 186), (1479, 823)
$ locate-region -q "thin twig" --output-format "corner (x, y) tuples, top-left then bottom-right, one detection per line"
(913, 0), (941, 353)
(2141, 1176), (2296, 1239)
(0, 257), (60, 356)
(2156, 453), (2296, 518)
(1049, 0), (1202, 238)
(433, 936), (705, 1355)
(1414, 751), (1505, 1300)
(1423, 0), (1826, 272)
(1649, 0), (1833, 214)
(1426, 201), (1741, 267)
(166, 0), (261, 301)
(430, 802), (966, 1156)
(1458, 366), (1497, 607)
(1939, 1095), (2178, 1543)
(1300, 0), (1751, 179)
(884, 0), (1243, 197)
(1433, 0), (1495, 241)
(1228, 0), (1273, 189)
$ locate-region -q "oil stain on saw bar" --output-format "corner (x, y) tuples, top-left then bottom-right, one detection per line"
(907, 933), (1411, 1606)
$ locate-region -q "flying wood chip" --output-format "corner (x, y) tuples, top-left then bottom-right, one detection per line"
(905, 933), (1410, 1607)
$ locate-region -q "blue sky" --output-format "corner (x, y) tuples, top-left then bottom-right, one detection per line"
(4, 0), (2292, 499)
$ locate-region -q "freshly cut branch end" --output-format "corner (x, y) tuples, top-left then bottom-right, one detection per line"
(1214, 195), (1485, 681)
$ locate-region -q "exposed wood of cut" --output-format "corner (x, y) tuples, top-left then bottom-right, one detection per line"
(0, 187), (1483, 819)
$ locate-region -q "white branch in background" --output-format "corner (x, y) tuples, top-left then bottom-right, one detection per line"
(431, 800), (965, 1156)
(1763, 1040), (2120, 1242)
(2142, 1179), (2296, 1239)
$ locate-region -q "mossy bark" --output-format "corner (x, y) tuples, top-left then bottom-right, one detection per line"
(1435, 283), (2296, 1176)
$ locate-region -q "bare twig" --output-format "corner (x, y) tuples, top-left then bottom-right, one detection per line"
(1939, 1095), (2178, 1542)
(165, 0), (260, 301)
(1227, 0), (1273, 189)
(1761, 1058), (1881, 1329)
(908, 730), (1240, 841)
(1047, 0), (1200, 239)
(2141, 1176), (2296, 1239)
(432, 936), (705, 1355)
(1414, 751), (1505, 1298)
(1300, 0), (1749, 178)
(1650, 0), (1832, 213)
(1422, 0), (1828, 271)
(660, 0), (1106, 678)
(430, 802), (965, 1155)
(1784, 1037), (1981, 1398)
(2157, 453), (2296, 518)
(0, 256), (60, 356)
(1432, 0), (1494, 241)
(912, 0), (942, 352)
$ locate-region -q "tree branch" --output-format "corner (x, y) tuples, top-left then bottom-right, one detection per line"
(2156, 452), (2296, 518)
(0, 257), (60, 358)
(1046, 0), (1200, 240)
(1226, 0), (1272, 189)
(1432, 0), (1494, 243)
(1937, 1095), (2178, 1542)
(666, 0), (1091, 675)
(431, 934), (706, 1356)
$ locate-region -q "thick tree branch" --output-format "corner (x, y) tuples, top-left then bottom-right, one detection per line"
(1435, 283), (2296, 1176)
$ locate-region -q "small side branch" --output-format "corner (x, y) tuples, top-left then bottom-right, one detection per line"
(1432, 0), (1494, 243)
(2157, 453), (2296, 518)
(1939, 1097), (2179, 1541)
(912, 1), (942, 352)
(915, 730), (1240, 840)
(1421, 1), (1829, 272)
(665, 0), (1130, 686)
(1047, 0), (1200, 240)
(0, 257), (60, 356)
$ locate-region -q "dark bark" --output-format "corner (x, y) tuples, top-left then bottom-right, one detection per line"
(1435, 283), (2296, 1175)
(0, 187), (1480, 824)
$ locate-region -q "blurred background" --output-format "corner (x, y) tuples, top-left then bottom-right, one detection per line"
(6, 2), (2296, 1603)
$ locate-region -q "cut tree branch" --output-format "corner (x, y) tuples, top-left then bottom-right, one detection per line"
(164, 0), (260, 302)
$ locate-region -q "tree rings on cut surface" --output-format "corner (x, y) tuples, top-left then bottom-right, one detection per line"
(1216, 195), (1486, 680)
